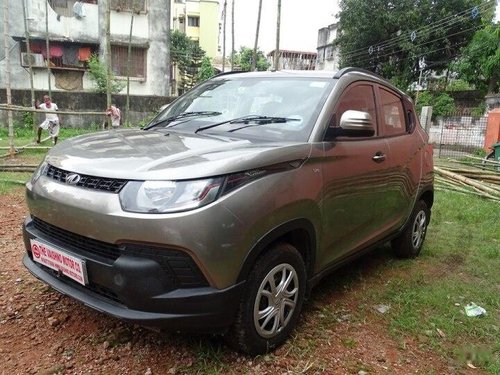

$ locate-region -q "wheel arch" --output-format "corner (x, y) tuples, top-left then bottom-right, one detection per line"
(236, 219), (317, 285)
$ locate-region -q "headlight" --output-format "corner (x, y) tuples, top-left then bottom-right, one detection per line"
(31, 161), (48, 184)
(119, 177), (224, 213)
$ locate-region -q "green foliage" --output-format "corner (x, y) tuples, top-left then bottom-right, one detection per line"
(433, 92), (456, 116)
(336, 0), (493, 90)
(471, 102), (487, 116)
(197, 57), (216, 83)
(170, 30), (207, 91)
(234, 47), (270, 71)
(87, 54), (125, 94)
(446, 79), (472, 91)
(416, 91), (456, 117)
(22, 111), (35, 129)
(453, 24), (500, 93)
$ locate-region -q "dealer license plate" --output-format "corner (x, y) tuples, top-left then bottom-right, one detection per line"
(30, 239), (88, 286)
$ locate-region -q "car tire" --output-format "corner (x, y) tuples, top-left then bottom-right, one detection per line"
(226, 242), (306, 355)
(391, 200), (430, 258)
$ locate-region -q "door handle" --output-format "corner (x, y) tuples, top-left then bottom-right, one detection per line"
(372, 152), (386, 163)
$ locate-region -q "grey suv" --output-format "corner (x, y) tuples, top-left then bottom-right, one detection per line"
(23, 68), (434, 355)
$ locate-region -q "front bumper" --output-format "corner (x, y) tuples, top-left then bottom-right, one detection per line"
(22, 216), (244, 331)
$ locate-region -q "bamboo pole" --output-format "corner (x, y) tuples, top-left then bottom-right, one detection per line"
(2, 0), (15, 157)
(105, 0), (112, 128)
(45, 0), (52, 96)
(0, 105), (106, 116)
(125, 0), (136, 126)
(21, 0), (35, 111)
(434, 166), (500, 196)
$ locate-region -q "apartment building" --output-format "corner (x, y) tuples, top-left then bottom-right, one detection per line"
(171, 0), (219, 58)
(316, 23), (339, 71)
(267, 50), (317, 71)
(1, 0), (170, 96)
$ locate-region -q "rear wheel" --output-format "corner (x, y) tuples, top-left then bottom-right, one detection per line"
(227, 242), (306, 355)
(392, 200), (430, 258)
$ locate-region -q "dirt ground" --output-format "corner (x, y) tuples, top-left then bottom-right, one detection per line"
(0, 189), (482, 375)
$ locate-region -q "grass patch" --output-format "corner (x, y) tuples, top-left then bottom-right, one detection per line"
(372, 191), (499, 372)
(0, 172), (31, 194)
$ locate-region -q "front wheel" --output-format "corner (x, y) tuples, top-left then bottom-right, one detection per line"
(392, 200), (430, 258)
(226, 242), (306, 355)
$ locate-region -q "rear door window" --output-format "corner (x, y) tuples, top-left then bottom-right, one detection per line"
(378, 88), (406, 136)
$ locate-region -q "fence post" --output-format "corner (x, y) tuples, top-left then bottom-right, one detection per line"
(420, 106), (433, 133)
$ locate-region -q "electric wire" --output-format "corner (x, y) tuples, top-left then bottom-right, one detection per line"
(338, 1), (494, 60)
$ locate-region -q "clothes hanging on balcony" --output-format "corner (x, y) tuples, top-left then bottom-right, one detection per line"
(78, 47), (92, 61)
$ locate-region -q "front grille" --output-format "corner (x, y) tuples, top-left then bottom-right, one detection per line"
(45, 164), (128, 193)
(31, 217), (209, 289)
(33, 217), (120, 261)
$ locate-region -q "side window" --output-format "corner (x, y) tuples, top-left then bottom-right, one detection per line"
(335, 84), (377, 131)
(379, 88), (406, 136)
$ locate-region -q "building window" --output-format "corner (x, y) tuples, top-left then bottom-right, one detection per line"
(110, 0), (146, 12)
(188, 16), (200, 27)
(111, 45), (147, 78)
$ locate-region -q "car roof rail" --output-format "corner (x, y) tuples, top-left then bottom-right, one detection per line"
(333, 67), (382, 79)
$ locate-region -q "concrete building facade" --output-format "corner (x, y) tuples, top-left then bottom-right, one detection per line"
(1, 0), (178, 97)
(316, 23), (339, 71)
(267, 50), (317, 71)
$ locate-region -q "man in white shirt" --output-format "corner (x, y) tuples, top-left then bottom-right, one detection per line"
(37, 95), (60, 145)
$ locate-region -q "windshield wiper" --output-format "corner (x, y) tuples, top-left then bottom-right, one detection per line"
(195, 115), (299, 134)
(145, 111), (222, 130)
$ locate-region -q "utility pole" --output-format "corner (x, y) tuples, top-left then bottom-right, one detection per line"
(3, 0), (15, 156)
(274, 0), (281, 71)
(45, 0), (52, 96)
(231, 0), (235, 71)
(222, 0), (227, 72)
(252, 0), (263, 71)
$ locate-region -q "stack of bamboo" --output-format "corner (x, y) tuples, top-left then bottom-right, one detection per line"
(434, 163), (500, 201)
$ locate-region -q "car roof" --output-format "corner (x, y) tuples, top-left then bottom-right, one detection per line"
(214, 68), (410, 101)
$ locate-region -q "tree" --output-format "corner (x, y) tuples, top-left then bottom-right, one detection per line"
(170, 30), (207, 92)
(336, 0), (494, 90)
(252, 0), (263, 71)
(198, 56), (216, 82)
(87, 54), (125, 94)
(235, 46), (269, 72)
(453, 24), (500, 93)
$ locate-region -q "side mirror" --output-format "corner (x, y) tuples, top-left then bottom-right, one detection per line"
(333, 110), (375, 137)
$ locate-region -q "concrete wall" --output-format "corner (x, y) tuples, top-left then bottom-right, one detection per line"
(0, 90), (175, 128)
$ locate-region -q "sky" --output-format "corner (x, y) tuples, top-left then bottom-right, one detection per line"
(218, 0), (500, 55)
(218, 0), (341, 55)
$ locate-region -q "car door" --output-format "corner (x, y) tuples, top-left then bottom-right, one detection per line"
(375, 85), (424, 227)
(318, 81), (393, 269)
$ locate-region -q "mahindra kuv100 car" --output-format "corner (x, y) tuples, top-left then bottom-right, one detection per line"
(23, 68), (434, 355)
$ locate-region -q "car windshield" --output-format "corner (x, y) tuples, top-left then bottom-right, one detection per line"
(149, 76), (334, 142)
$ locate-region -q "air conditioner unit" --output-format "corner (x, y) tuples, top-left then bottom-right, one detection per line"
(21, 53), (45, 68)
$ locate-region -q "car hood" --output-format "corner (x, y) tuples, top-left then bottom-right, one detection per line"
(46, 129), (312, 180)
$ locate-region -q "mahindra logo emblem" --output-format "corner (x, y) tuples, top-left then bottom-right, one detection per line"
(65, 173), (81, 185)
